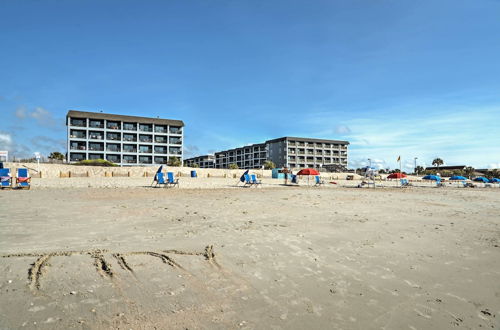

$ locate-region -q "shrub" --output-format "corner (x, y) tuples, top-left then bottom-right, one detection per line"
(228, 163), (239, 169)
(167, 156), (181, 167)
(264, 160), (276, 170)
(74, 159), (118, 167)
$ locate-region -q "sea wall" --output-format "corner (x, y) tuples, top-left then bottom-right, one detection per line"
(3, 163), (362, 180)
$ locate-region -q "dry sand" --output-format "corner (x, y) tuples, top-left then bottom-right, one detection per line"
(0, 182), (499, 329)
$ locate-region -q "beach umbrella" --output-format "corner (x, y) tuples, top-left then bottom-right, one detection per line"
(422, 175), (441, 181)
(297, 168), (320, 185)
(387, 173), (406, 179)
(297, 168), (320, 176)
(152, 165), (163, 185)
(449, 175), (467, 181)
(239, 169), (250, 183)
(473, 177), (489, 183)
(490, 178), (500, 183)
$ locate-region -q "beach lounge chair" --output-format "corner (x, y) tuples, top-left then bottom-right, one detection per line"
(16, 168), (31, 189)
(400, 179), (410, 187)
(251, 174), (262, 185)
(291, 174), (298, 184)
(0, 168), (12, 189)
(315, 176), (325, 186)
(166, 172), (179, 187)
(152, 172), (167, 187)
(243, 174), (253, 187)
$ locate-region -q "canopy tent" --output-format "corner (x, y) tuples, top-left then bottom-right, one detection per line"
(489, 178), (500, 183)
(422, 175), (441, 181)
(473, 177), (489, 183)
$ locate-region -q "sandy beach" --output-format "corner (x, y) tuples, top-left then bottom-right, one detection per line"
(0, 182), (499, 329)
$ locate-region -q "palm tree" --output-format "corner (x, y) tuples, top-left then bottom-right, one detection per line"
(432, 158), (444, 171)
(464, 166), (475, 179)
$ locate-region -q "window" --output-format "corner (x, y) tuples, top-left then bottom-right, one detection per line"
(70, 142), (86, 150)
(155, 136), (167, 143)
(169, 137), (182, 145)
(169, 126), (182, 134)
(123, 144), (137, 153)
(169, 147), (181, 155)
(139, 155), (152, 164)
(106, 132), (120, 141)
(106, 154), (120, 163)
(89, 119), (104, 128)
(139, 134), (152, 143)
(89, 142), (104, 151)
(123, 122), (137, 131)
(70, 153), (85, 161)
(123, 133), (137, 142)
(106, 143), (120, 152)
(106, 121), (121, 130)
(89, 153), (104, 160)
(89, 131), (103, 140)
(154, 125), (167, 133)
(70, 118), (86, 127)
(154, 146), (167, 154)
(123, 155), (137, 164)
(139, 145), (152, 153)
(70, 130), (86, 139)
(139, 124), (152, 132)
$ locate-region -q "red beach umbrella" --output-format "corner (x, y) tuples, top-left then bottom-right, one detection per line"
(297, 168), (320, 176)
(387, 173), (407, 179)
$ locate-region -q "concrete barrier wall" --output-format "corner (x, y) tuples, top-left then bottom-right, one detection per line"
(3, 162), (363, 180)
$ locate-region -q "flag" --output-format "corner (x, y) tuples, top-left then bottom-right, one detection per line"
(397, 156), (401, 162)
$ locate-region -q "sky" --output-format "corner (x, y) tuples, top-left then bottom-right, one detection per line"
(1, 0), (499, 171)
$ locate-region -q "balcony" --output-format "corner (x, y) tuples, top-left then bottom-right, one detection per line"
(139, 124), (153, 132)
(106, 121), (121, 130)
(122, 156), (137, 164)
(139, 146), (152, 154)
(154, 146), (168, 154)
(169, 147), (182, 155)
(123, 134), (137, 142)
(123, 123), (137, 131)
(106, 155), (120, 163)
(106, 144), (121, 152)
(70, 142), (86, 151)
(123, 145), (137, 153)
(89, 153), (104, 160)
(70, 119), (86, 127)
(169, 137), (182, 145)
(89, 120), (104, 129)
(69, 153), (85, 162)
(154, 136), (168, 143)
(154, 125), (167, 133)
(70, 130), (86, 139)
(139, 156), (152, 164)
(89, 132), (104, 140)
(139, 135), (153, 143)
(106, 133), (121, 141)
(88, 143), (104, 152)
(169, 126), (182, 134)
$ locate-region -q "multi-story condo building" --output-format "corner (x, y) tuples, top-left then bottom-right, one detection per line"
(66, 110), (184, 166)
(210, 137), (349, 170)
(184, 155), (215, 168)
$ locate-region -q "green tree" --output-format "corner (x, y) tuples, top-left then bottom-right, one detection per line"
(191, 163), (200, 168)
(432, 158), (444, 170)
(167, 156), (181, 167)
(228, 163), (239, 169)
(48, 151), (65, 160)
(263, 160), (276, 170)
(464, 166), (475, 179)
(415, 166), (424, 175)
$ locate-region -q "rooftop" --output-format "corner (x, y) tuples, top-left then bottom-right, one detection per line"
(266, 136), (350, 145)
(67, 110), (184, 127)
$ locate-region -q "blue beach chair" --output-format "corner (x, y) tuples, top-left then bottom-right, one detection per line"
(167, 172), (179, 187)
(315, 175), (325, 186)
(0, 168), (12, 189)
(400, 178), (410, 187)
(251, 174), (262, 185)
(243, 174), (253, 187)
(16, 168), (31, 189)
(152, 172), (167, 187)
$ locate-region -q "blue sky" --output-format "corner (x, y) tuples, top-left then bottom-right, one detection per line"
(1, 0), (499, 170)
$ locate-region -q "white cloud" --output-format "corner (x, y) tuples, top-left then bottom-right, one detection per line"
(14, 106), (27, 119)
(0, 132), (13, 147)
(303, 104), (500, 170)
(334, 125), (351, 134)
